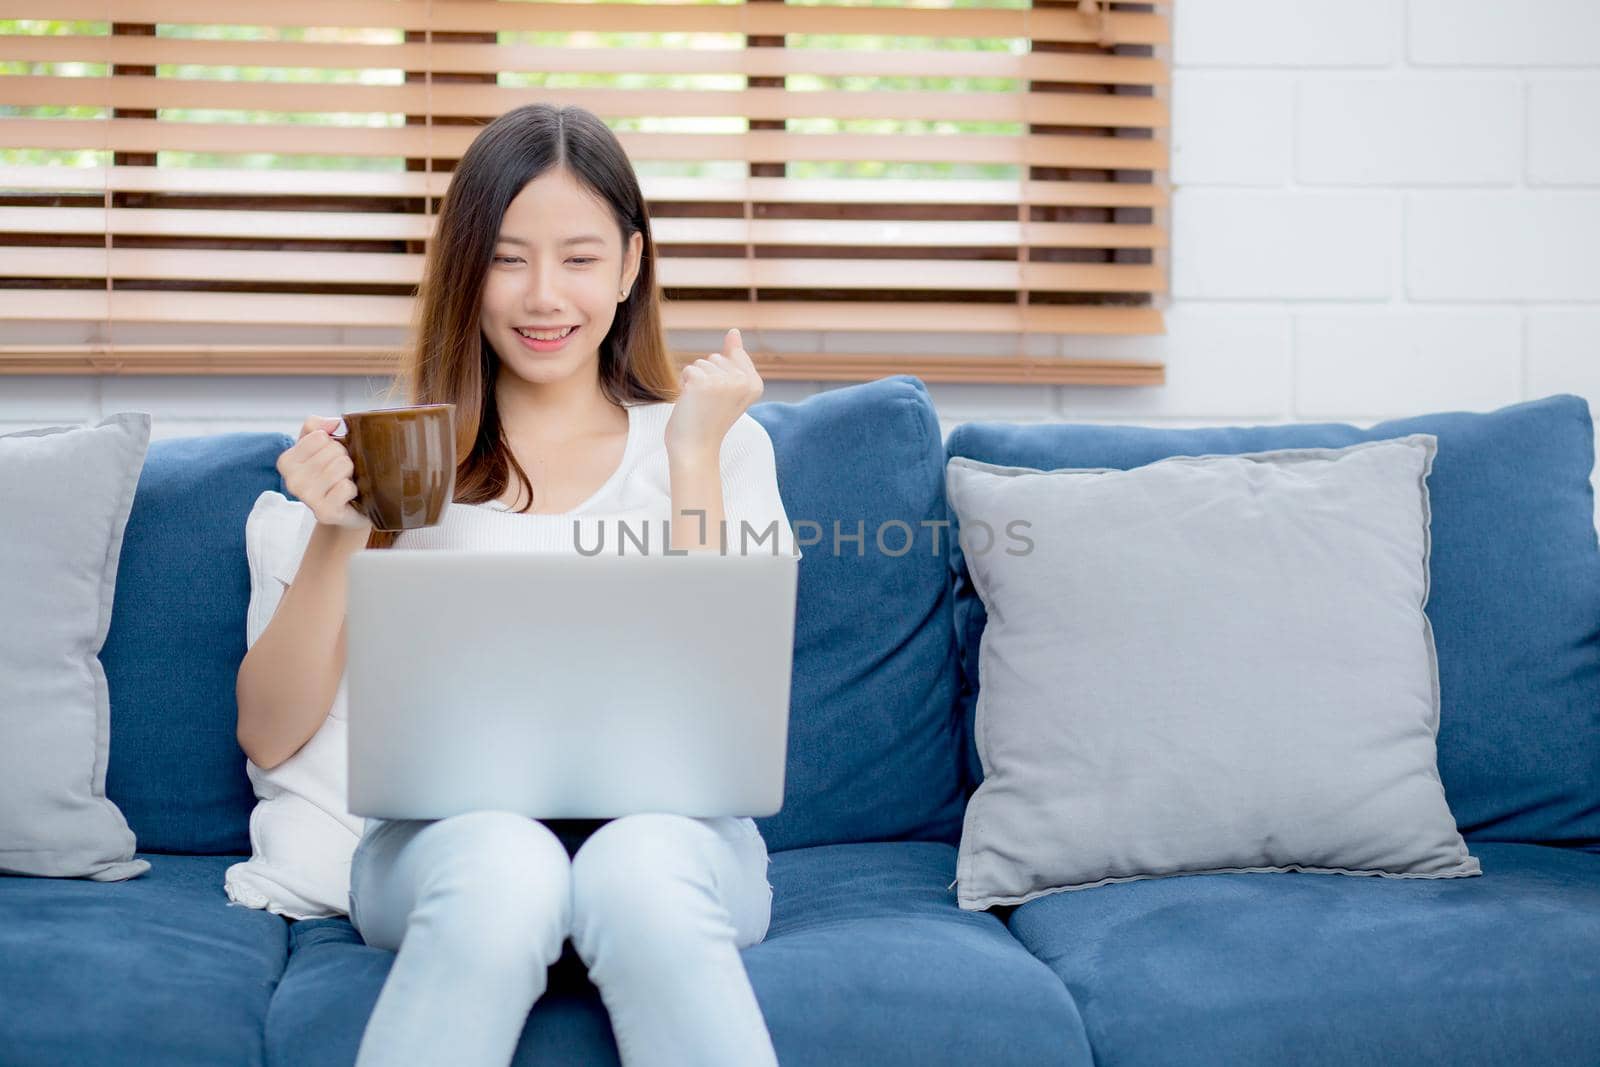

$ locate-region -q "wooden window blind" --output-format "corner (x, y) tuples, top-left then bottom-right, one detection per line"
(0, 1), (1166, 385)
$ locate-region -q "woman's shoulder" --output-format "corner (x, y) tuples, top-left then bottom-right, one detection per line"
(628, 399), (673, 418)
(727, 409), (776, 455)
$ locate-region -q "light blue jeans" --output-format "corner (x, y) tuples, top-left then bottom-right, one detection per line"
(347, 810), (777, 1067)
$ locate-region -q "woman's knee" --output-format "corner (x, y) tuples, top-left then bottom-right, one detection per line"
(409, 811), (573, 931)
(572, 814), (717, 893)
(569, 815), (731, 955)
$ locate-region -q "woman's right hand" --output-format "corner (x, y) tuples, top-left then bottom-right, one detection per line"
(278, 416), (372, 531)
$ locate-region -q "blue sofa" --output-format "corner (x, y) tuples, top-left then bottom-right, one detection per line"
(3, 375), (1597, 1066)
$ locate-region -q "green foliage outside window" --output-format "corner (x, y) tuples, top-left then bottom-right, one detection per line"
(2, 6), (1030, 178)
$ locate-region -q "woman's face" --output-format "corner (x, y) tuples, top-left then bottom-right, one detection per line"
(479, 167), (643, 389)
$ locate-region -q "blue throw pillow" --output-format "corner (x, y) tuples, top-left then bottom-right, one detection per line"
(945, 395), (1600, 847)
(751, 377), (966, 851)
(103, 433), (292, 854)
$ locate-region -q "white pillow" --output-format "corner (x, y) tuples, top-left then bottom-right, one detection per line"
(946, 436), (1481, 909)
(224, 491), (363, 920)
(1, 414), (151, 881)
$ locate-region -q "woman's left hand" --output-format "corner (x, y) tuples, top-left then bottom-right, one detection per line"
(665, 328), (765, 463)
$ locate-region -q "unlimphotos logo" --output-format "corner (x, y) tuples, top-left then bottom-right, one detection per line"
(568, 510), (1036, 558)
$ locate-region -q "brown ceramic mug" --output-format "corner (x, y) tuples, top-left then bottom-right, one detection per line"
(330, 404), (455, 532)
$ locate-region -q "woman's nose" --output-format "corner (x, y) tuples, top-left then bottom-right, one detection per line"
(522, 267), (564, 312)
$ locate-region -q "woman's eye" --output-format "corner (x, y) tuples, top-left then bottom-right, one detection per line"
(491, 255), (593, 265)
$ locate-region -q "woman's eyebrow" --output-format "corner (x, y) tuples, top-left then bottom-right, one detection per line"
(496, 234), (605, 247)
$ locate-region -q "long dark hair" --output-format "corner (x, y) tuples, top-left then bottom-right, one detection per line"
(367, 103), (679, 549)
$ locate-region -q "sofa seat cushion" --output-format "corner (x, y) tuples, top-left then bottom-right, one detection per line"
(0, 853), (288, 1067)
(1007, 842), (1600, 1067)
(267, 842), (1091, 1067)
(748, 842), (1090, 1066)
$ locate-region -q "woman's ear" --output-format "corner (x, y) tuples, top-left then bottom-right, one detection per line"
(621, 230), (644, 298)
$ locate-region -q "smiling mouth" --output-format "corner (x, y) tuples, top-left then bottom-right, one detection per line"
(515, 326), (577, 340)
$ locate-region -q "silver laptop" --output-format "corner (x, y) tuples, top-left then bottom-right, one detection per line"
(344, 549), (797, 821)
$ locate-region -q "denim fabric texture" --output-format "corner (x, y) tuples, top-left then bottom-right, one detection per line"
(346, 812), (776, 1067)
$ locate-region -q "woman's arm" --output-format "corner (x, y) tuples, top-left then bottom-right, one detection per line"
(668, 449), (727, 553)
(236, 520), (370, 770)
(665, 327), (763, 553)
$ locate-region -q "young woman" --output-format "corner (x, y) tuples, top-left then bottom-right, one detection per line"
(235, 103), (795, 1067)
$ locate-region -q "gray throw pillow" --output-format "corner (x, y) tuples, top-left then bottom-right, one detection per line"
(946, 435), (1480, 910)
(1, 413), (152, 881)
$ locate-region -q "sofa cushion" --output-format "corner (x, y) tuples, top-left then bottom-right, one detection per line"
(944, 438), (1479, 908)
(1, 413), (151, 881)
(749, 377), (967, 850)
(266, 842), (1091, 1067)
(746, 842), (1090, 1066)
(103, 432), (294, 855)
(946, 395), (1600, 847)
(0, 853), (288, 1067)
(1007, 842), (1600, 1067)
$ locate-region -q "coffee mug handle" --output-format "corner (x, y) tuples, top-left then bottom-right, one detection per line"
(327, 422), (364, 515)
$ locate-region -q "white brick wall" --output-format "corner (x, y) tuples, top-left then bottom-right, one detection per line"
(1172, 191), (1399, 300)
(1293, 310), (1524, 419)
(1408, 193), (1600, 301)
(4, 0), (1598, 456)
(1174, 0), (1397, 68)
(1170, 73), (1291, 185)
(1295, 78), (1521, 186)
(1529, 78), (1600, 183)
(1408, 1), (1600, 68)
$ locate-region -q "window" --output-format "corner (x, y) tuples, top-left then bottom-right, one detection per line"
(0, 1), (1168, 384)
